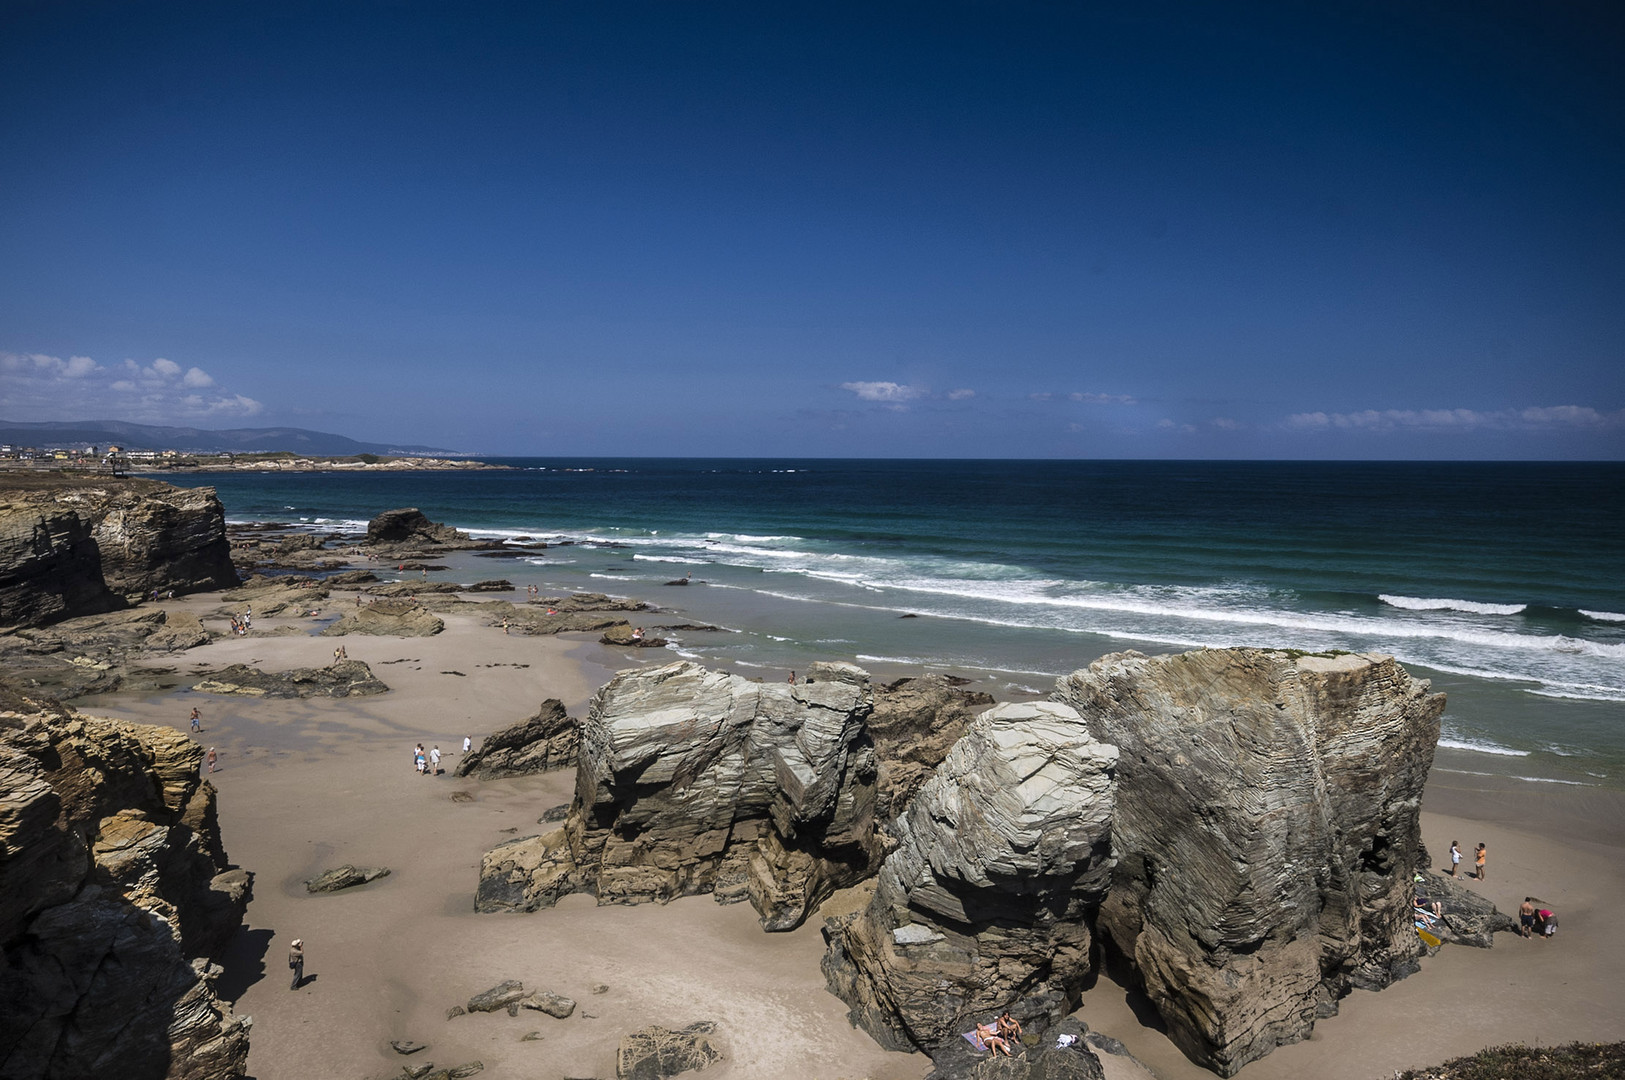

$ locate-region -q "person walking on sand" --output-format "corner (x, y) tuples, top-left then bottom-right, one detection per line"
(288, 939), (304, 989)
(1449, 841), (1462, 878)
(430, 745), (441, 775)
(1475, 843), (1487, 880)
(189, 707), (201, 733)
(206, 747), (217, 773)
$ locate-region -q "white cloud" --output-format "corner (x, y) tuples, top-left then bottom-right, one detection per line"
(840, 381), (924, 403)
(1210, 417), (1242, 430)
(1286, 405), (1623, 432)
(1069, 391), (1137, 405)
(947, 388), (976, 400)
(0, 349), (261, 423)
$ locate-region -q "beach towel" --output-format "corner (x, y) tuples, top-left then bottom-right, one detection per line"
(962, 1031), (988, 1052)
(1417, 927), (1442, 948)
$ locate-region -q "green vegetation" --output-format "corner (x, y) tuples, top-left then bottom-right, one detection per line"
(1394, 1042), (1625, 1080)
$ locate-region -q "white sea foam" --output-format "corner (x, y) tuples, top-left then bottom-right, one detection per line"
(1437, 736), (1530, 757)
(1580, 609), (1625, 623)
(590, 573), (634, 581)
(1434, 768), (1591, 786)
(1380, 595), (1527, 615)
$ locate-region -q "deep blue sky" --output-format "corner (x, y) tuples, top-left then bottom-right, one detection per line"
(2, 1), (1622, 457)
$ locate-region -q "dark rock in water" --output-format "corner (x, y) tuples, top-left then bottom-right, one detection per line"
(822, 702), (1117, 1053)
(1416, 873), (1518, 947)
(898, 613), (919, 619)
(305, 864), (392, 893)
(663, 578), (691, 586)
(537, 592), (648, 613)
(615, 1021), (723, 1080)
(467, 980), (527, 1013)
(519, 990), (577, 1018)
(455, 699), (579, 779)
(392, 1039), (428, 1054)
(1052, 648), (1444, 1077)
(194, 659), (390, 698)
(466, 579), (514, 592)
(600, 625), (668, 648)
(476, 661), (884, 932)
(654, 623), (728, 633)
(925, 1017), (1103, 1080)
(0, 695), (253, 1080)
(321, 568), (378, 586)
(367, 508), (477, 548)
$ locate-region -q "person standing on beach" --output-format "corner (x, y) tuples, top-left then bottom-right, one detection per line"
(288, 939), (304, 989)
(463, 735), (472, 754)
(430, 745), (441, 774)
(1520, 897), (1537, 937)
(1449, 841), (1462, 877)
(206, 747), (217, 773)
(1475, 843), (1487, 880)
(189, 707), (201, 733)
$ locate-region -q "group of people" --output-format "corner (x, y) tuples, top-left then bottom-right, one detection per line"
(1519, 898), (1559, 939)
(969, 1012), (1024, 1056)
(1447, 840), (1489, 881)
(413, 743), (442, 775)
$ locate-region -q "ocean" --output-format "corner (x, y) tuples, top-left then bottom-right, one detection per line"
(163, 459), (1625, 788)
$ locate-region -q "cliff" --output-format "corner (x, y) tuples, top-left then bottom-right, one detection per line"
(0, 478), (237, 630)
(1053, 648), (1443, 1076)
(0, 692), (253, 1080)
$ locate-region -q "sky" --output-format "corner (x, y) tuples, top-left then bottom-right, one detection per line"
(2, 1), (1622, 458)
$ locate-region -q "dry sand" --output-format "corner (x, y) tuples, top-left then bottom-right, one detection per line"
(80, 595), (1624, 1080)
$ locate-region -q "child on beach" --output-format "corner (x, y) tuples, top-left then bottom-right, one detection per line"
(1475, 843), (1487, 880)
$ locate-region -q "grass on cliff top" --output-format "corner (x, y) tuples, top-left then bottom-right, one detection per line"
(1394, 1042), (1625, 1079)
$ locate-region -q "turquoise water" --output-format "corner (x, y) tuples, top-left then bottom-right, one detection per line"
(165, 459), (1625, 786)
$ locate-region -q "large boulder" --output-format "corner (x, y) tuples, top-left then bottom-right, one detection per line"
(0, 696), (253, 1080)
(454, 700), (578, 779)
(366, 508), (477, 549)
(867, 675), (996, 821)
(320, 599), (444, 637)
(615, 1021), (723, 1080)
(0, 499), (112, 628)
(476, 661), (884, 931)
(83, 484), (239, 602)
(1052, 648), (1443, 1076)
(193, 660), (389, 698)
(822, 702), (1117, 1053)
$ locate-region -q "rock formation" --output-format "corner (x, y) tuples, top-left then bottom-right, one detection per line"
(454, 699), (578, 779)
(615, 1021), (723, 1080)
(0, 608), (214, 700)
(366, 508), (487, 550)
(0, 693), (253, 1080)
(193, 659), (389, 698)
(476, 661), (884, 931)
(304, 864), (391, 893)
(1051, 648), (1443, 1077)
(822, 702), (1117, 1053)
(866, 675), (996, 822)
(0, 479), (237, 630)
(319, 599), (444, 637)
(925, 1016), (1104, 1080)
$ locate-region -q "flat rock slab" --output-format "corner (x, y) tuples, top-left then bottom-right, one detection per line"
(616, 1021), (723, 1080)
(520, 990), (577, 1018)
(194, 660), (389, 698)
(467, 980), (527, 1013)
(305, 864), (391, 893)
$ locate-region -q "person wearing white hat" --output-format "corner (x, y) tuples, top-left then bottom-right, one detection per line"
(289, 939), (305, 990)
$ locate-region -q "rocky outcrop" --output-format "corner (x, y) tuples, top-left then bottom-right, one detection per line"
(304, 864), (391, 893)
(476, 661), (884, 931)
(0, 479), (237, 630)
(1052, 649), (1443, 1077)
(319, 599), (444, 637)
(0, 608), (215, 700)
(600, 625), (668, 648)
(193, 659), (389, 698)
(1415, 873), (1518, 948)
(822, 702), (1117, 1053)
(0, 695), (253, 1080)
(616, 1021), (723, 1080)
(366, 508), (483, 550)
(867, 675), (996, 821)
(925, 1017), (1104, 1080)
(454, 700), (578, 779)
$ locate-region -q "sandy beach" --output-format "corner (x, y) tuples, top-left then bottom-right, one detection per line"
(78, 589), (1625, 1080)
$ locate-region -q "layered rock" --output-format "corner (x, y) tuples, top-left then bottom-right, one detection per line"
(193, 659), (389, 698)
(867, 675), (996, 821)
(454, 699), (578, 779)
(0, 479), (237, 630)
(476, 661), (884, 931)
(366, 508), (486, 550)
(0, 695), (253, 1080)
(822, 702), (1117, 1053)
(1052, 648), (1442, 1076)
(0, 608), (215, 700)
(320, 599), (444, 637)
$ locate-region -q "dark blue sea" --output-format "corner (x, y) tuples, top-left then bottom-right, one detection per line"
(164, 459), (1625, 786)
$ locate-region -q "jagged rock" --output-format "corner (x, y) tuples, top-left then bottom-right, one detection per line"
(465, 579), (513, 592)
(455, 700), (578, 779)
(320, 600), (444, 637)
(146, 610), (213, 652)
(216, 577), (330, 617)
(193, 659), (389, 698)
(466, 980), (527, 1013)
(1415, 873), (1518, 947)
(0, 497), (111, 628)
(276, 533), (325, 553)
(925, 1017), (1104, 1080)
(86, 484), (239, 603)
(367, 581), (463, 597)
(521, 1030), (544, 1041)
(822, 702), (1117, 1053)
(321, 569), (378, 586)
(367, 508), (483, 549)
(446, 1005), (466, 1020)
(0, 696), (253, 1080)
(519, 990), (577, 1018)
(615, 1021), (722, 1080)
(535, 592), (648, 613)
(1052, 648), (1443, 1077)
(0, 607), (220, 699)
(476, 661), (884, 932)
(420, 1063), (484, 1080)
(600, 625), (668, 648)
(304, 864), (392, 893)
(405, 1065), (435, 1080)
(868, 675), (996, 820)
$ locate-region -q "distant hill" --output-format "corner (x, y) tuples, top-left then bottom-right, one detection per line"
(0, 420), (463, 457)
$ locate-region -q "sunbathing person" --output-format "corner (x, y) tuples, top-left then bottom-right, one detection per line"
(974, 1021), (1013, 1056)
(996, 1011), (1023, 1039)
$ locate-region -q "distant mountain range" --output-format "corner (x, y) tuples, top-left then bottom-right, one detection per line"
(0, 419), (463, 457)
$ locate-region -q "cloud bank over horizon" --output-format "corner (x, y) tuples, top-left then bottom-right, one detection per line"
(1, 351), (263, 424)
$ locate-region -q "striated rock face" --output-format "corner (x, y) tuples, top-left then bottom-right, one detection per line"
(454, 699), (578, 779)
(320, 599), (444, 637)
(193, 659), (389, 698)
(867, 675), (996, 822)
(0, 480), (236, 630)
(366, 508), (483, 549)
(476, 661), (884, 931)
(822, 702), (1117, 1053)
(1052, 649), (1443, 1077)
(0, 696), (253, 1080)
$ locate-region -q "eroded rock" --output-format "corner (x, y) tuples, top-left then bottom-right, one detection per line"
(615, 1021), (722, 1080)
(319, 600), (444, 637)
(304, 864), (391, 893)
(454, 700), (578, 779)
(193, 659), (389, 698)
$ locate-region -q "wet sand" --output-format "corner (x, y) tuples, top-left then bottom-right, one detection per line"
(79, 595), (1625, 1080)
